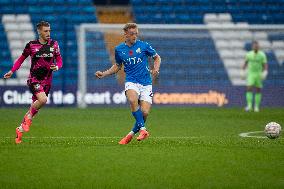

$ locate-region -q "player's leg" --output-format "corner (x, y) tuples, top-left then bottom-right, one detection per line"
(129, 100), (149, 136)
(15, 96), (37, 144)
(16, 92), (48, 143)
(130, 101), (149, 132)
(245, 86), (253, 111)
(119, 89), (140, 144)
(254, 77), (263, 112)
(136, 84), (153, 141)
(15, 83), (49, 144)
(245, 74), (254, 111)
(29, 84), (50, 120)
(136, 100), (151, 141)
(119, 83), (144, 144)
(19, 92), (47, 132)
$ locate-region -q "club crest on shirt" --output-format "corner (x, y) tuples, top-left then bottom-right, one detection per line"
(50, 47), (54, 52)
(34, 84), (41, 90)
(129, 50), (133, 56)
(136, 48), (141, 53)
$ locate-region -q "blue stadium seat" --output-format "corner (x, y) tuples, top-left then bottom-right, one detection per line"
(131, 0), (284, 24)
(130, 0), (284, 86)
(0, 0), (97, 88)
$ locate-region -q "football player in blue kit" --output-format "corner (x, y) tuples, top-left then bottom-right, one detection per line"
(95, 23), (161, 144)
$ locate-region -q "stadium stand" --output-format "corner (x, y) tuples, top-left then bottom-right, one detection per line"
(96, 6), (132, 23)
(131, 0), (284, 24)
(1, 0), (284, 89)
(130, 0), (284, 86)
(205, 13), (284, 86)
(0, 0), (97, 87)
(95, 6), (133, 84)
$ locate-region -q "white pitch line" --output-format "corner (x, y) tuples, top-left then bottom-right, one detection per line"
(239, 131), (267, 138)
(1, 136), (199, 139)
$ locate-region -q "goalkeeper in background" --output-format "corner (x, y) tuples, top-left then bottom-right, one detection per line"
(242, 41), (268, 112)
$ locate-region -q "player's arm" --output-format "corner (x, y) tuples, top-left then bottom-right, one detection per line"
(95, 64), (121, 79)
(242, 60), (248, 70)
(240, 53), (249, 79)
(3, 55), (27, 79)
(262, 55), (268, 80)
(145, 42), (161, 78)
(95, 47), (122, 79)
(4, 42), (30, 79)
(50, 41), (63, 71)
(243, 52), (250, 70)
(240, 60), (248, 79)
(151, 54), (161, 78)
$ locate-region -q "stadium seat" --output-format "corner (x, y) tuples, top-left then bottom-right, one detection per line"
(0, 0), (97, 88)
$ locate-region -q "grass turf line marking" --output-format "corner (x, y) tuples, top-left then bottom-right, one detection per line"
(1, 136), (200, 139)
(239, 131), (267, 138)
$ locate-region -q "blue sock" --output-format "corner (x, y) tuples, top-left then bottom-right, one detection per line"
(131, 113), (147, 134)
(131, 122), (140, 134)
(131, 108), (145, 132)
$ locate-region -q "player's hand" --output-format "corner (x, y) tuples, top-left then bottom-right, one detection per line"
(240, 69), (246, 80)
(3, 70), (13, 79)
(95, 71), (105, 79)
(50, 64), (59, 71)
(151, 69), (159, 78)
(262, 70), (268, 80)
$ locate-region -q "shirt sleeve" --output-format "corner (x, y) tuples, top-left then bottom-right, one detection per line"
(22, 42), (31, 57)
(54, 41), (63, 69)
(54, 41), (61, 57)
(11, 55), (26, 72)
(145, 42), (157, 58)
(115, 48), (123, 66)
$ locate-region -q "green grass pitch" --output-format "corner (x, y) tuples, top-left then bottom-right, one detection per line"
(0, 107), (283, 188)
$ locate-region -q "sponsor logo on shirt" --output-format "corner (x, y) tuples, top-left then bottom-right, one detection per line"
(124, 57), (142, 65)
(36, 53), (54, 58)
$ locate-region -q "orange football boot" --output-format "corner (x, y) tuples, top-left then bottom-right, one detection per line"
(137, 129), (150, 141)
(15, 128), (23, 144)
(118, 134), (133, 145)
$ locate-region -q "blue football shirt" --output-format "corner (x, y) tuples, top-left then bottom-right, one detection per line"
(115, 40), (157, 85)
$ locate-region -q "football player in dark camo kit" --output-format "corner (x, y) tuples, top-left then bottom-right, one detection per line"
(3, 21), (63, 144)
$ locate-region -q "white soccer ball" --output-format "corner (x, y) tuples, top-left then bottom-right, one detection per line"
(265, 122), (281, 139)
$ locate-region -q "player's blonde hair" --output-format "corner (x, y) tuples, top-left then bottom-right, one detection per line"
(123, 23), (138, 32)
(37, 21), (50, 30)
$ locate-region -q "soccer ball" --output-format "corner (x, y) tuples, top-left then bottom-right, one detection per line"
(265, 122), (281, 139)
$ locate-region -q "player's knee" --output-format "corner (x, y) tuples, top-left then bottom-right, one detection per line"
(247, 87), (253, 91)
(38, 97), (48, 105)
(256, 88), (261, 93)
(142, 110), (149, 118)
(128, 98), (138, 106)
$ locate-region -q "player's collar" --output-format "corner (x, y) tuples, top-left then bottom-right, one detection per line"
(38, 39), (49, 45)
(124, 40), (138, 47)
